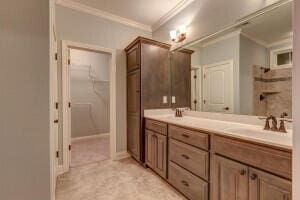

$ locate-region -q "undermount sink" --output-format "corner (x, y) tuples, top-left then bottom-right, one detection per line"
(226, 127), (290, 137)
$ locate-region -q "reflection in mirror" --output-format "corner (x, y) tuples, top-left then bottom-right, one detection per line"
(174, 2), (293, 118)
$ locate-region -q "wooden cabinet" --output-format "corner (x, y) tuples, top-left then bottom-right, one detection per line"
(249, 168), (292, 200)
(126, 37), (171, 162)
(212, 155), (249, 200)
(145, 129), (167, 179)
(171, 49), (194, 108)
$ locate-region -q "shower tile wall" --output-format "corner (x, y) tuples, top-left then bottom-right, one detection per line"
(70, 49), (110, 138)
(253, 66), (292, 117)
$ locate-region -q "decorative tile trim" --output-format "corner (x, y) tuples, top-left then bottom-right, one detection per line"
(254, 77), (292, 82)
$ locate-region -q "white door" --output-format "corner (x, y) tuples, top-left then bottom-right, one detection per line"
(202, 60), (234, 113)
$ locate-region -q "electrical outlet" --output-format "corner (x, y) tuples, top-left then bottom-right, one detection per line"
(163, 96), (168, 104)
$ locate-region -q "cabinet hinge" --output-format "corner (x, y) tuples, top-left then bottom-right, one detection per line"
(55, 53), (58, 61)
(204, 74), (206, 79)
(54, 119), (59, 123)
(203, 100), (206, 104)
(55, 102), (59, 109)
(68, 59), (71, 65)
(56, 151), (59, 158)
(69, 144), (72, 151)
(68, 102), (71, 108)
(194, 75), (197, 79)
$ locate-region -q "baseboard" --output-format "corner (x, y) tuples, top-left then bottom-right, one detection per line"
(114, 151), (130, 160)
(56, 165), (65, 176)
(71, 133), (110, 143)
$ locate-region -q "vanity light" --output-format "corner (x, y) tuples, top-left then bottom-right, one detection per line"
(169, 24), (187, 43)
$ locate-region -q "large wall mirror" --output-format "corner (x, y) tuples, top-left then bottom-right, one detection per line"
(172, 1), (293, 118)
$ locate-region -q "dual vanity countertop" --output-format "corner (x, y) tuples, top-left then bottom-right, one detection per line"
(144, 112), (292, 150)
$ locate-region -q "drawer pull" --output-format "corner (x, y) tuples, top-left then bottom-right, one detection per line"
(182, 134), (190, 138)
(181, 180), (189, 187)
(240, 169), (246, 176)
(181, 154), (190, 160)
(250, 173), (258, 180)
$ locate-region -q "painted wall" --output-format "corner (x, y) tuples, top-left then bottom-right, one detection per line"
(153, 0), (281, 44)
(293, 0), (300, 199)
(56, 5), (152, 164)
(240, 35), (270, 115)
(70, 49), (110, 138)
(0, 0), (51, 200)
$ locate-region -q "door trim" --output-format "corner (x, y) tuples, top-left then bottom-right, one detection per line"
(61, 40), (117, 173)
(202, 60), (234, 113)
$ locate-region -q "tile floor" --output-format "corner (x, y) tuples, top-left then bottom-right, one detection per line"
(57, 136), (186, 200)
(71, 136), (110, 167)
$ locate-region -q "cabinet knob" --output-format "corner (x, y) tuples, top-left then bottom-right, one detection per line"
(181, 154), (190, 159)
(250, 173), (257, 180)
(181, 180), (189, 187)
(240, 169), (247, 176)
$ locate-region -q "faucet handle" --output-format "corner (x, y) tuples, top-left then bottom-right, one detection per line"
(258, 116), (271, 130)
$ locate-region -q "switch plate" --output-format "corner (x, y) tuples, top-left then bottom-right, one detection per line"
(172, 96), (176, 104)
(163, 96), (168, 104)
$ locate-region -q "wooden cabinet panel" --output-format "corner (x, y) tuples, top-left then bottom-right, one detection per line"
(169, 139), (209, 180)
(213, 136), (292, 179)
(127, 70), (140, 114)
(212, 155), (249, 200)
(127, 114), (140, 160)
(127, 44), (140, 72)
(169, 161), (208, 200)
(249, 168), (292, 200)
(145, 119), (167, 135)
(141, 43), (171, 109)
(154, 133), (167, 178)
(145, 130), (154, 168)
(171, 50), (192, 108)
(169, 125), (209, 150)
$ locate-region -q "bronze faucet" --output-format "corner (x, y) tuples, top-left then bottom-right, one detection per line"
(270, 115), (278, 131)
(259, 113), (292, 133)
(278, 112), (292, 133)
(259, 115), (271, 130)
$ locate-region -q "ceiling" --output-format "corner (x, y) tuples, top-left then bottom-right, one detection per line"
(68, 0), (190, 30)
(241, 2), (292, 45)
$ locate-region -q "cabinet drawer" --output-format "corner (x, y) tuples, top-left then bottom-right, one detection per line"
(169, 139), (209, 180)
(145, 119), (167, 135)
(168, 162), (208, 200)
(213, 136), (292, 179)
(169, 125), (209, 150)
(127, 44), (140, 72)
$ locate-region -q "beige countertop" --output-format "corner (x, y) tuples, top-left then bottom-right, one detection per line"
(145, 114), (292, 150)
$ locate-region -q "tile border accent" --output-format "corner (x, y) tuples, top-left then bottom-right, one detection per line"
(254, 77), (292, 82)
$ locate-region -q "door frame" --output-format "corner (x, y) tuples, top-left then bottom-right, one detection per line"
(61, 40), (117, 173)
(191, 65), (202, 111)
(202, 60), (234, 113)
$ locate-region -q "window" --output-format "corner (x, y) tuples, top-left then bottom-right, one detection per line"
(270, 46), (293, 69)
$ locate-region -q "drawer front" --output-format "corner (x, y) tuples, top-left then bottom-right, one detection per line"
(213, 136), (292, 179)
(127, 44), (140, 72)
(145, 119), (167, 135)
(169, 139), (209, 180)
(169, 125), (209, 150)
(168, 162), (208, 200)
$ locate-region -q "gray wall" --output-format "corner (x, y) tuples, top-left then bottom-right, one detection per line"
(56, 5), (152, 164)
(153, 0), (281, 43)
(293, 0), (300, 199)
(0, 1), (51, 200)
(70, 49), (110, 138)
(239, 35), (269, 115)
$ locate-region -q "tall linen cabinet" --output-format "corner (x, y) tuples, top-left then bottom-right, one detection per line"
(125, 37), (171, 162)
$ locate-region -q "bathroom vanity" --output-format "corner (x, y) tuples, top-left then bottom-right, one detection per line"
(144, 113), (292, 200)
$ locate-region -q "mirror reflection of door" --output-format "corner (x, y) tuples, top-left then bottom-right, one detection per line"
(202, 60), (234, 113)
(191, 67), (201, 111)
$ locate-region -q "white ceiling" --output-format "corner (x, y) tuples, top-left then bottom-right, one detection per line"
(69, 0), (188, 29)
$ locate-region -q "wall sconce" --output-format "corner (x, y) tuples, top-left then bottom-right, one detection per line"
(170, 25), (187, 43)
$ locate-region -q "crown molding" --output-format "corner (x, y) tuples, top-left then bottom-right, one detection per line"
(56, 0), (152, 32)
(152, 0), (195, 31)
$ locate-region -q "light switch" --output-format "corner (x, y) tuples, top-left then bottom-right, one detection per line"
(172, 96), (176, 104)
(163, 96), (168, 104)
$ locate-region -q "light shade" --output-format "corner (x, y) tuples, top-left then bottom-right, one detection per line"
(169, 30), (177, 40)
(178, 25), (187, 35)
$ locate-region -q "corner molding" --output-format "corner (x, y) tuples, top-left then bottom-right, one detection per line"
(56, 0), (152, 32)
(114, 151), (130, 161)
(152, 0), (195, 31)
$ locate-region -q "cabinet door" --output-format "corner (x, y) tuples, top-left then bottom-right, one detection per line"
(145, 130), (155, 168)
(249, 168), (292, 200)
(141, 43), (170, 109)
(153, 133), (167, 179)
(127, 114), (140, 160)
(171, 50), (192, 108)
(127, 44), (140, 72)
(127, 70), (140, 115)
(212, 155), (249, 200)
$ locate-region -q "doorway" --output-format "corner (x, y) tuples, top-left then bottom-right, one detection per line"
(61, 41), (117, 172)
(202, 60), (234, 113)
